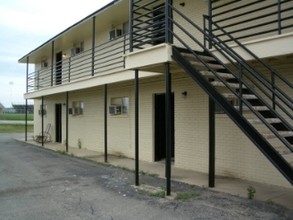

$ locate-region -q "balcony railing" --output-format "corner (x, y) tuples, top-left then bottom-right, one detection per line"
(27, 34), (129, 93)
(211, 0), (293, 43)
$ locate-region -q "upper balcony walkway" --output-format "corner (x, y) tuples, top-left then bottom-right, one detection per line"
(27, 35), (129, 93)
(24, 0), (293, 96)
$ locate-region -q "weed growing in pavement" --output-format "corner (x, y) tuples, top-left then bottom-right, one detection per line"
(137, 186), (166, 199)
(175, 191), (199, 201)
(150, 190), (166, 198)
(247, 186), (256, 200)
(139, 170), (158, 177)
(57, 150), (67, 155)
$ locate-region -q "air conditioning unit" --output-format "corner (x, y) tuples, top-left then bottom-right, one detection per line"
(41, 61), (48, 68)
(73, 107), (83, 115)
(71, 47), (82, 56)
(109, 105), (121, 115)
(38, 109), (47, 115)
(109, 29), (122, 40)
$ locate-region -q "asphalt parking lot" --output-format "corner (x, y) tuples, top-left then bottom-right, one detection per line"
(0, 134), (292, 220)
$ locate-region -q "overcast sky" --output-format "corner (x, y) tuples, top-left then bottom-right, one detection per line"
(0, 0), (113, 107)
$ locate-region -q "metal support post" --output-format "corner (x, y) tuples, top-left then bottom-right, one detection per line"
(66, 92), (69, 152)
(41, 96), (44, 147)
(25, 99), (28, 141)
(209, 97), (215, 187)
(104, 84), (108, 163)
(135, 69), (139, 186)
(165, 63), (172, 195)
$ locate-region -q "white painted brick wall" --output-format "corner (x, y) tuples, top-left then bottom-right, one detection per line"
(33, 58), (292, 188)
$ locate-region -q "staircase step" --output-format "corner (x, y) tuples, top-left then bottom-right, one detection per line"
(182, 53), (216, 62)
(211, 81), (246, 88)
(222, 93), (257, 100)
(234, 105), (269, 111)
(200, 71), (235, 79)
(247, 118), (282, 125)
(189, 60), (225, 70)
(275, 145), (292, 155)
(263, 131), (293, 139)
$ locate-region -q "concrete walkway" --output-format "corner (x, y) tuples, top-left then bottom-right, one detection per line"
(22, 138), (293, 209)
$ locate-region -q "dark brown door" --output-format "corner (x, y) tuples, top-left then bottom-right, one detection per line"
(154, 93), (174, 161)
(55, 104), (62, 143)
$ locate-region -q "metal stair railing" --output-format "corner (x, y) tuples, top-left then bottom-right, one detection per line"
(168, 4), (293, 183)
(204, 15), (293, 111)
(168, 3), (293, 151)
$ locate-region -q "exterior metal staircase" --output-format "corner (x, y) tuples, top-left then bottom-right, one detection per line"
(130, 0), (293, 184)
(169, 3), (293, 183)
(173, 47), (293, 183)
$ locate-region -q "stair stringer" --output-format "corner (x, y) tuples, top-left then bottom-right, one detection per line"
(172, 46), (293, 184)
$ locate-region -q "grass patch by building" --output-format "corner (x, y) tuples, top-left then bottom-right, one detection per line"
(0, 124), (33, 133)
(0, 114), (34, 121)
(175, 191), (199, 201)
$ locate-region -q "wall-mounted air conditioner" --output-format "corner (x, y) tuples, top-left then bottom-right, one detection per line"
(109, 105), (121, 115)
(109, 29), (122, 40)
(41, 61), (48, 68)
(73, 107), (83, 115)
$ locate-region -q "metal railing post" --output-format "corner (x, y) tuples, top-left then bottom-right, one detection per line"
(272, 72), (276, 110)
(92, 16), (96, 76)
(129, 0), (134, 52)
(239, 63), (243, 116)
(68, 57), (71, 82)
(26, 56), (29, 93)
(165, 0), (172, 44)
(51, 41), (54, 86)
(277, 0), (282, 35)
(208, 0), (212, 49)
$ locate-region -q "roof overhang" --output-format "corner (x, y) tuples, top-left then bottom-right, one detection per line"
(18, 0), (128, 63)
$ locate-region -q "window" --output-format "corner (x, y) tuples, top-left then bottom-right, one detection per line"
(72, 101), (84, 116)
(109, 29), (122, 40)
(109, 97), (129, 115)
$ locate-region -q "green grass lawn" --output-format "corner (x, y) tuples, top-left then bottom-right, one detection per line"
(0, 124), (34, 133)
(0, 114), (34, 121)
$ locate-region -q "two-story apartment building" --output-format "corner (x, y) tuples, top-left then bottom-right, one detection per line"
(19, 0), (292, 193)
